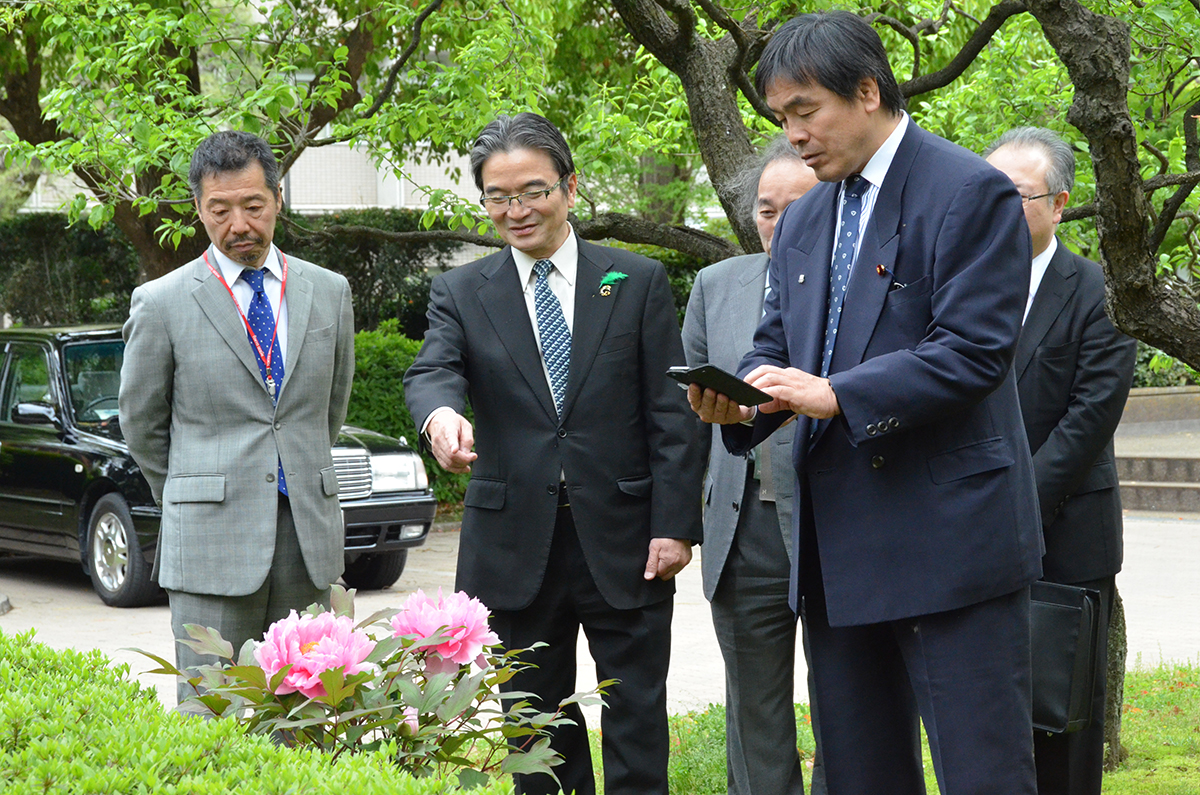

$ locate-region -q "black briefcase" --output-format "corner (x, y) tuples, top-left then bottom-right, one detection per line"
(1030, 580), (1102, 734)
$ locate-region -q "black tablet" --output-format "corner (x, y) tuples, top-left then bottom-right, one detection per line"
(666, 364), (772, 407)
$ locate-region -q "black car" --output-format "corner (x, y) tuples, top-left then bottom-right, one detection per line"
(0, 325), (437, 607)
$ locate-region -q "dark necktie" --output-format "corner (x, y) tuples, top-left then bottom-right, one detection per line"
(240, 267), (288, 495)
(533, 259), (571, 416)
(820, 174), (867, 378)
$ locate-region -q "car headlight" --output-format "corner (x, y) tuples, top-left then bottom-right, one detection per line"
(369, 453), (428, 492)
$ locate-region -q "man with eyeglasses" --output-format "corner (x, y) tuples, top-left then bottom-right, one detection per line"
(404, 112), (702, 795)
(986, 127), (1136, 795)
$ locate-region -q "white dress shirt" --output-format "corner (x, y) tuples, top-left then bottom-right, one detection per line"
(832, 112), (910, 271)
(420, 230), (579, 434)
(1025, 236), (1058, 324)
(209, 242), (289, 366)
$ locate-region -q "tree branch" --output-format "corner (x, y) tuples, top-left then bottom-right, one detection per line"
(610, 0), (683, 68)
(573, 212), (741, 263)
(867, 14), (921, 78)
(899, 0), (1026, 99)
(1149, 99), (1200, 251)
(360, 0), (445, 121)
(286, 219), (505, 249)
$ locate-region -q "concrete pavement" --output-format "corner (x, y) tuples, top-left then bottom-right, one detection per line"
(0, 511), (1197, 719)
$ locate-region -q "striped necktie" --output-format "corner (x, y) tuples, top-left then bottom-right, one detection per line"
(533, 259), (571, 416)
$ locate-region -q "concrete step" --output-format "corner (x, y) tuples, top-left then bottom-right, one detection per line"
(1119, 481), (1200, 513)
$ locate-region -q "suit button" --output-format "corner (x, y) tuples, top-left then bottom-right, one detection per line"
(547, 484), (558, 495)
(274, 422), (282, 430)
(557, 428), (567, 438)
(866, 424), (878, 436)
(871, 456), (885, 469)
(267, 473), (275, 482)
(889, 417), (900, 429)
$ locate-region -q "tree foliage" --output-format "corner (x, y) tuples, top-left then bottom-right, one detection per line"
(4, 0), (1200, 365)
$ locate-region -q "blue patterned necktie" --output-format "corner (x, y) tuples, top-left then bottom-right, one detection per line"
(533, 259), (571, 416)
(240, 267), (288, 495)
(820, 174), (867, 378)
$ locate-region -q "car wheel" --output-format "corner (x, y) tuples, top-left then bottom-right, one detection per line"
(87, 493), (159, 607)
(341, 549), (408, 591)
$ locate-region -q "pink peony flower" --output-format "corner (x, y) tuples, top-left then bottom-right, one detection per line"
(255, 610), (376, 699)
(390, 588), (499, 670)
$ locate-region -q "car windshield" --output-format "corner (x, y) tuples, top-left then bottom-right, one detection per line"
(63, 340), (125, 424)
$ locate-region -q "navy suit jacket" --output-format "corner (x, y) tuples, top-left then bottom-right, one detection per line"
(405, 239), (703, 612)
(1016, 241), (1135, 584)
(725, 121), (1043, 627)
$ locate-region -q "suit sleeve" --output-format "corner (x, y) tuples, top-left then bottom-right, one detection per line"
(681, 270), (712, 468)
(1033, 292), (1136, 525)
(722, 251), (793, 455)
(829, 169), (1031, 443)
(119, 286), (174, 503)
(328, 274), (355, 444)
(642, 263), (704, 543)
(403, 272), (470, 429)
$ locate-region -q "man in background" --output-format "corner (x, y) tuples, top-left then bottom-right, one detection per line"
(682, 135), (824, 795)
(986, 127), (1136, 795)
(120, 130), (355, 708)
(404, 112), (702, 795)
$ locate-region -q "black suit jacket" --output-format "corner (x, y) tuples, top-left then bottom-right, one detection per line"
(725, 121), (1044, 627)
(1015, 240), (1136, 584)
(404, 238), (703, 611)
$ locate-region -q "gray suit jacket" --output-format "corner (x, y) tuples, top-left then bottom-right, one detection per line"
(119, 250), (355, 596)
(682, 253), (795, 601)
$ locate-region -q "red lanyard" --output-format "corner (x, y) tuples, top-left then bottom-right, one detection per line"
(203, 249), (288, 395)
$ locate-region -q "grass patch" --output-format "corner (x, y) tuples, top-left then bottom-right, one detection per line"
(582, 662), (1199, 794)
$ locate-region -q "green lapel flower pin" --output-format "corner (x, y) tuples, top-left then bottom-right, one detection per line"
(599, 271), (627, 296)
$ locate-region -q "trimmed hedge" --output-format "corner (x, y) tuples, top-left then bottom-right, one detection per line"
(347, 320), (470, 505)
(0, 629), (512, 794)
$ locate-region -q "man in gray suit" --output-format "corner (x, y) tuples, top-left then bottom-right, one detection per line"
(120, 130), (355, 706)
(682, 136), (822, 795)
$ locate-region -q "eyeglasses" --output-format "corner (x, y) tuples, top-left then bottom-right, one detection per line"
(480, 175), (567, 210)
(1020, 192), (1054, 205)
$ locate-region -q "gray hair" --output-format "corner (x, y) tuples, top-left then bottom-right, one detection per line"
(188, 130), (281, 200)
(469, 113), (575, 193)
(984, 127), (1076, 198)
(729, 135), (807, 228)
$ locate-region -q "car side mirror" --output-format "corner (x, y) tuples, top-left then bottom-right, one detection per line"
(12, 402), (61, 428)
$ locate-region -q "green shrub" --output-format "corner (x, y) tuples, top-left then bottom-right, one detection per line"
(0, 212), (139, 325)
(348, 320), (470, 505)
(0, 629), (512, 794)
(1132, 341), (1198, 388)
(277, 208), (461, 337)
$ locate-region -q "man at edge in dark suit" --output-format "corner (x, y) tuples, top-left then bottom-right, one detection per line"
(691, 12), (1043, 794)
(404, 112), (703, 795)
(986, 127), (1137, 795)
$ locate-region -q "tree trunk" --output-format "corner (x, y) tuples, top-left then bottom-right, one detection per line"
(1103, 587), (1129, 771)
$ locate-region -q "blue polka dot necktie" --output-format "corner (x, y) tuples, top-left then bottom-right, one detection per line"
(533, 259), (571, 417)
(821, 174), (867, 378)
(240, 267), (288, 495)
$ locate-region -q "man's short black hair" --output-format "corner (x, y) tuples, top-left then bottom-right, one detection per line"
(188, 131), (281, 200)
(469, 113), (575, 193)
(755, 11), (905, 116)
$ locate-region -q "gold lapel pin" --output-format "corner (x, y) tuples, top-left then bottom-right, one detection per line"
(876, 264), (886, 276)
(600, 284), (612, 296)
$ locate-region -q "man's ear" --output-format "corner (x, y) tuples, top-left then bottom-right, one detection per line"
(1052, 190), (1069, 224)
(857, 77), (882, 114)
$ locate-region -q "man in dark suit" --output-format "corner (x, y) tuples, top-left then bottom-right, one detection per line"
(986, 127), (1136, 795)
(683, 136), (823, 795)
(691, 12), (1043, 794)
(404, 112), (703, 795)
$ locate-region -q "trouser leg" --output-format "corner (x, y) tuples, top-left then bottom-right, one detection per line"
(711, 475), (805, 795)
